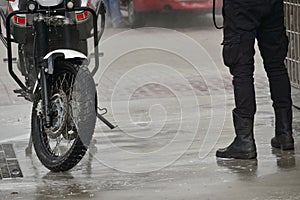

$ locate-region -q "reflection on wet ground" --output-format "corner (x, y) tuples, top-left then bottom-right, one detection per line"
(271, 148), (296, 169)
(216, 147), (298, 178)
(0, 117), (300, 200)
(217, 159), (258, 178)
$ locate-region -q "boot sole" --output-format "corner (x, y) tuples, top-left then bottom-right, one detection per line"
(216, 151), (257, 159)
(271, 140), (294, 151)
(271, 143), (294, 151)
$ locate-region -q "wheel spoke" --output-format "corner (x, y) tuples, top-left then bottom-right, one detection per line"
(52, 135), (62, 156)
(45, 71), (78, 157)
(65, 74), (75, 95)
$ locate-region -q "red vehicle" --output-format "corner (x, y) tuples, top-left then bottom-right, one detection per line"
(120, 0), (222, 27)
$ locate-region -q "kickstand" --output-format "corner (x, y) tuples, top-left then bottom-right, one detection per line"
(96, 107), (117, 130)
(25, 134), (33, 156)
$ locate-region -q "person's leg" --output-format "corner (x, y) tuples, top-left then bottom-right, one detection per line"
(216, 41), (258, 159)
(109, 0), (127, 28)
(257, 0), (294, 150)
(216, 0), (264, 159)
(102, 0), (113, 27)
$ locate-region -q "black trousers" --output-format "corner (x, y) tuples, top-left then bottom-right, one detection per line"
(222, 0), (293, 119)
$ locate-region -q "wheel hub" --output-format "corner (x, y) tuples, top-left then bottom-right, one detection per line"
(45, 90), (68, 139)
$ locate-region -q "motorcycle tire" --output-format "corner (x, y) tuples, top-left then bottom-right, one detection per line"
(31, 61), (96, 172)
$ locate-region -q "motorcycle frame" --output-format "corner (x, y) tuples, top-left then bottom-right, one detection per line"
(0, 2), (106, 93)
(0, 2), (116, 131)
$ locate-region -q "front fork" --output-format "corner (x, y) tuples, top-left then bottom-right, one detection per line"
(34, 17), (51, 127)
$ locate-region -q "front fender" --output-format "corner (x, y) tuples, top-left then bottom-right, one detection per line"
(44, 49), (88, 60)
(43, 49), (88, 75)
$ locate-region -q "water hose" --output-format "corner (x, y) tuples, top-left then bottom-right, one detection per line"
(212, 0), (223, 29)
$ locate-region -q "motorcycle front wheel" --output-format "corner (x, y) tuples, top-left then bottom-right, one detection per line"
(31, 61), (96, 172)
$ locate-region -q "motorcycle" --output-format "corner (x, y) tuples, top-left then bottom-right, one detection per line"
(0, 0), (115, 172)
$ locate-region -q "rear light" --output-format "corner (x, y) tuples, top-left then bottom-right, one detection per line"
(75, 0), (91, 21)
(76, 11), (89, 21)
(13, 15), (26, 24)
(8, 4), (26, 25)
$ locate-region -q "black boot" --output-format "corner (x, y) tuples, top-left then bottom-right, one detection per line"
(216, 111), (257, 159)
(271, 108), (294, 150)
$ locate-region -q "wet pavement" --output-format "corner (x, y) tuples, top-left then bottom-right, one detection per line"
(0, 15), (300, 200)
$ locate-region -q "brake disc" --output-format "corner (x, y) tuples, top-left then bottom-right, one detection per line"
(45, 90), (68, 139)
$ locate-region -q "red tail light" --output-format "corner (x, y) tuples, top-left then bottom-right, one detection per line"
(76, 0), (91, 21)
(8, 4), (26, 25)
(13, 15), (26, 24)
(76, 11), (89, 21)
